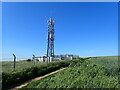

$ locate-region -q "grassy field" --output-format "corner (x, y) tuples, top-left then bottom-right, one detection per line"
(2, 61), (46, 73)
(23, 56), (119, 88)
(2, 56), (119, 89)
(90, 56), (119, 76)
(2, 59), (72, 89)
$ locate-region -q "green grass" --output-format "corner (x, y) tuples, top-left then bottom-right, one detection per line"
(23, 56), (119, 88)
(2, 56), (119, 89)
(2, 60), (73, 89)
(2, 61), (46, 73)
(90, 56), (119, 76)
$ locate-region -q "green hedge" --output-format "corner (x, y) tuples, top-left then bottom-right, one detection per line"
(2, 60), (75, 89)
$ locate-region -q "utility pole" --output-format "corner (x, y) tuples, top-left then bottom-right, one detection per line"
(47, 18), (55, 62)
(13, 54), (16, 71)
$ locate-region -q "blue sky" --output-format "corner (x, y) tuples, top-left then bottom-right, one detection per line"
(2, 2), (118, 60)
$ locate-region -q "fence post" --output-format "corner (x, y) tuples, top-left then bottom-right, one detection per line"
(32, 54), (36, 65)
(13, 54), (16, 71)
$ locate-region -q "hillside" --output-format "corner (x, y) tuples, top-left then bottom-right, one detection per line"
(23, 56), (119, 88)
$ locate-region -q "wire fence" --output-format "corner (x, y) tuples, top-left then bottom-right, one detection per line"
(1, 57), (32, 61)
(1, 56), (44, 73)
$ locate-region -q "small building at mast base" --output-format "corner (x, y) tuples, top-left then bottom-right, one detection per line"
(34, 54), (79, 62)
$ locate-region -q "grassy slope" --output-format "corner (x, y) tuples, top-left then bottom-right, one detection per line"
(24, 56), (119, 88)
(90, 56), (118, 76)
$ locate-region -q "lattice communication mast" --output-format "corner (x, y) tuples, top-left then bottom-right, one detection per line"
(47, 18), (54, 62)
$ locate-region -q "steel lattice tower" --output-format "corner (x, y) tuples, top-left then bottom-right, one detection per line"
(47, 18), (54, 62)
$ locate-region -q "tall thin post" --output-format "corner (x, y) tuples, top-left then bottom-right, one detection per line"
(13, 54), (16, 71)
(32, 54), (36, 65)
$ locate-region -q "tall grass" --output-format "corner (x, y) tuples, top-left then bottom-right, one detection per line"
(24, 59), (119, 88)
(90, 56), (119, 76)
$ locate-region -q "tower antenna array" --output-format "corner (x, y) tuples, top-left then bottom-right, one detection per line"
(47, 18), (54, 62)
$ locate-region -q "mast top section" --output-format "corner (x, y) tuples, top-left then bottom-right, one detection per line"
(48, 17), (54, 26)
